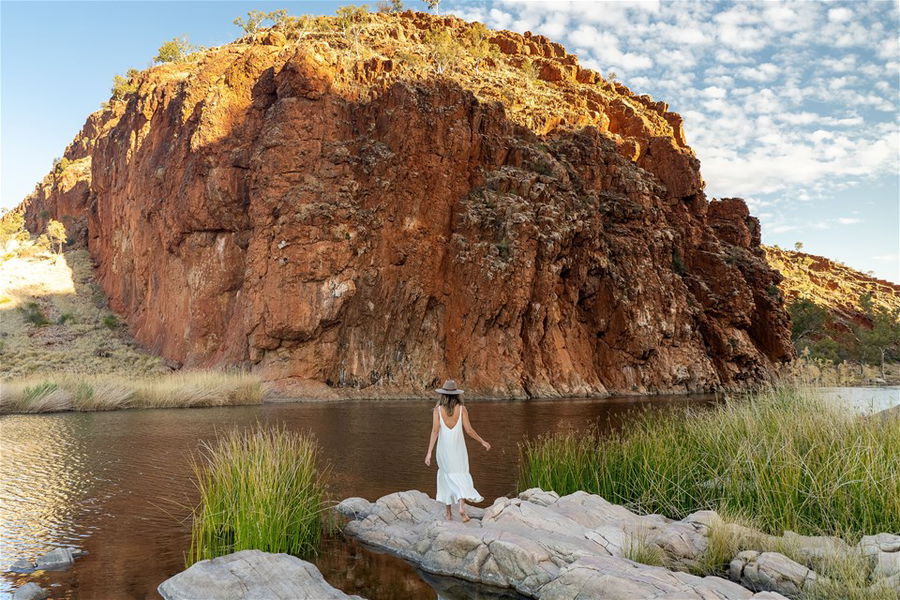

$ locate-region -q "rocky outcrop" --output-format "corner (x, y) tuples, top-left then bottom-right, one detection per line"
(15, 11), (793, 397)
(337, 489), (784, 599)
(157, 549), (364, 600)
(339, 489), (898, 600)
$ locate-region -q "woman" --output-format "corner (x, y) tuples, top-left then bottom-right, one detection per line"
(424, 379), (491, 521)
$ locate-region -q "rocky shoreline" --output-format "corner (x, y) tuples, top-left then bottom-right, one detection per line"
(146, 488), (900, 600)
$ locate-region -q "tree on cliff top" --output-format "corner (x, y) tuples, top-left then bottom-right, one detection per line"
(46, 219), (67, 254)
(111, 69), (140, 100)
(154, 35), (202, 64)
(233, 9), (288, 34)
(336, 5), (370, 58)
(377, 0), (404, 12)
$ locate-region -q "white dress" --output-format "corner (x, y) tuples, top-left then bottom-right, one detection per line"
(435, 406), (483, 505)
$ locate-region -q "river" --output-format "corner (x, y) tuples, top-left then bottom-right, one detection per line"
(1, 387), (896, 599)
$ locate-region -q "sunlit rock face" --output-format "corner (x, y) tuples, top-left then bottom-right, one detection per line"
(15, 11), (793, 397)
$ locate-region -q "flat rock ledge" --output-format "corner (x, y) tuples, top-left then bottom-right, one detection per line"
(157, 549), (364, 600)
(338, 489), (785, 599)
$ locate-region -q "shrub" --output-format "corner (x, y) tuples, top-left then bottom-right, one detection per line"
(53, 157), (71, 176)
(18, 302), (49, 326)
(464, 23), (499, 72)
(102, 314), (119, 329)
(111, 69), (140, 100)
(671, 247), (685, 275)
(377, 0), (403, 12)
(336, 5), (370, 58)
(154, 35), (201, 64)
(188, 424), (330, 565)
(233, 9), (287, 34)
(56, 312), (75, 325)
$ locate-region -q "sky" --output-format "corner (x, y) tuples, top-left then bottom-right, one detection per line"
(1, 1), (898, 282)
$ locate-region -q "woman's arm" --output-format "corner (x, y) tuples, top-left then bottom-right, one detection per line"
(462, 406), (491, 450)
(425, 406), (440, 466)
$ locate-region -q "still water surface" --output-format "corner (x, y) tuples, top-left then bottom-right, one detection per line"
(1, 388), (896, 599)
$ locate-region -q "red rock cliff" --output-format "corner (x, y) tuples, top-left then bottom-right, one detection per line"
(16, 12), (793, 397)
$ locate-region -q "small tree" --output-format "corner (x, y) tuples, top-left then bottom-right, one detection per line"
(46, 219), (67, 254)
(377, 0), (404, 12)
(787, 298), (830, 344)
(336, 5), (370, 58)
(111, 68), (140, 100)
(53, 157), (71, 176)
(424, 0), (440, 13)
(855, 293), (900, 378)
(606, 70), (619, 82)
(233, 10), (269, 34)
(794, 241), (804, 251)
(425, 29), (459, 74)
(154, 35), (200, 64)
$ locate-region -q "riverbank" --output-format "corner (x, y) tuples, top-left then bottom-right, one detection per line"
(0, 370), (262, 413)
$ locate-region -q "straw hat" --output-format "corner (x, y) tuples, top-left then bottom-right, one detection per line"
(435, 379), (464, 395)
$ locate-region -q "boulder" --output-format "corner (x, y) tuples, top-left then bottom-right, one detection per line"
(7, 558), (35, 574)
(35, 547), (75, 570)
(12, 583), (49, 600)
(729, 551), (822, 597)
(860, 533), (900, 582)
(157, 549), (364, 600)
(543, 555), (782, 600)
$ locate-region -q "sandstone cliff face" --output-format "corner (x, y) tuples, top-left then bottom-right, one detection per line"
(16, 11), (793, 397)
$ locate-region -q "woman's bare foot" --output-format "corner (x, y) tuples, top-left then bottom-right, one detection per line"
(459, 500), (470, 522)
(445, 506), (453, 521)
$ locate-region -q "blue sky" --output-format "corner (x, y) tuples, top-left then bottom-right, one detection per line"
(2, 0), (898, 282)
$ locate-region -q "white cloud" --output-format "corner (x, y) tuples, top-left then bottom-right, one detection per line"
(828, 7), (853, 23)
(837, 217), (862, 225)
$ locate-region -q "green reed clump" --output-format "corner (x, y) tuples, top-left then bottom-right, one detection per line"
(519, 386), (900, 539)
(187, 424), (330, 566)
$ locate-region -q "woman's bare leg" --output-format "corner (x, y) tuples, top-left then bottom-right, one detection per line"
(445, 504), (452, 520)
(459, 499), (470, 522)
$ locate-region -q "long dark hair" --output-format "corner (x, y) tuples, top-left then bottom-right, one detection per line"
(438, 393), (463, 416)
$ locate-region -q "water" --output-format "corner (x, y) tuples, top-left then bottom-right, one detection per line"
(1, 388), (896, 599)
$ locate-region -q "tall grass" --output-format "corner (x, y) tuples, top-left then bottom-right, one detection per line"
(519, 386), (900, 540)
(187, 424), (330, 566)
(0, 370), (263, 413)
